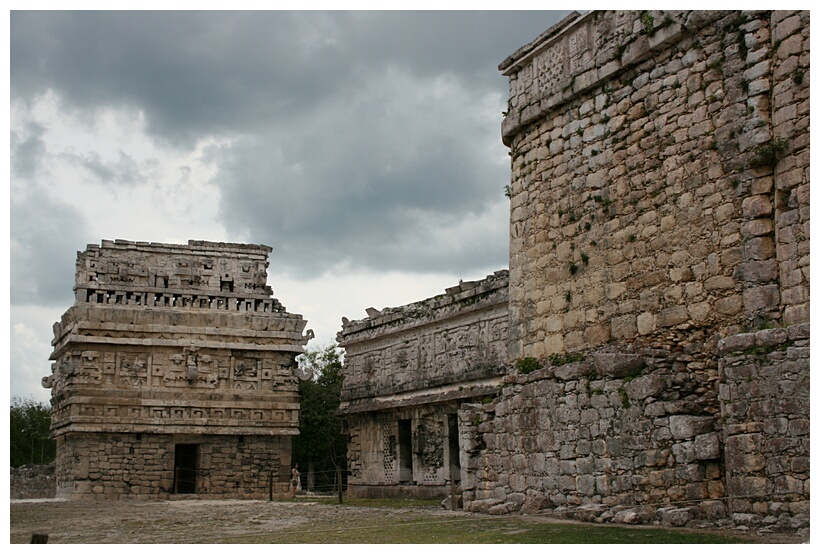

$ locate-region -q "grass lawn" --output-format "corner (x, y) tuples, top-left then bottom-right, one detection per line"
(269, 497), (747, 544)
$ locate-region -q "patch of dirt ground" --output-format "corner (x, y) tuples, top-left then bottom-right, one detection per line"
(9, 498), (807, 544)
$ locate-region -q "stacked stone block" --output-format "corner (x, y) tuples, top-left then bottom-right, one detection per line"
(54, 433), (291, 499)
(459, 350), (726, 525)
(501, 10), (809, 360)
(770, 11), (810, 325)
(453, 9), (810, 527)
(10, 465), (56, 499)
(718, 323), (810, 529)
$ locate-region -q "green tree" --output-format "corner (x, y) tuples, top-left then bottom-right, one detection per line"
(10, 397), (56, 467)
(292, 344), (348, 493)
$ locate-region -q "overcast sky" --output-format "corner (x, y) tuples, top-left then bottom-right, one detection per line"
(7, 9), (573, 402)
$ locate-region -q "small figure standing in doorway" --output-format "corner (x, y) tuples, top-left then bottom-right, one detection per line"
(290, 463), (301, 497)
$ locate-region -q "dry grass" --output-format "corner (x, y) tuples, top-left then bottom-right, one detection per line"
(10, 498), (795, 544)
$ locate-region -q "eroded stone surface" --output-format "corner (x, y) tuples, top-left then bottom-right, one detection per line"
(44, 239), (312, 500)
(453, 8), (809, 529)
(338, 271), (508, 498)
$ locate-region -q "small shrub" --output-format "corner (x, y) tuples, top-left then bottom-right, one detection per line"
(641, 12), (654, 34)
(515, 357), (543, 374)
(750, 137), (788, 167)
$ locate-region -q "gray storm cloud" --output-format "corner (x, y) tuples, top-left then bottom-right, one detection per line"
(10, 10), (571, 288)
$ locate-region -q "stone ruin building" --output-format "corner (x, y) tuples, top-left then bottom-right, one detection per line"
(43, 239), (312, 499)
(337, 271), (508, 498)
(340, 10), (810, 530)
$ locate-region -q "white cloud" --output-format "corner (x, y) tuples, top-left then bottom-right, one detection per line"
(11, 91), (238, 246)
(9, 307), (60, 403)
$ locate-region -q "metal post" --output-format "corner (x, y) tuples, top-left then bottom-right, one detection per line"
(337, 467), (343, 504)
(450, 462), (457, 511)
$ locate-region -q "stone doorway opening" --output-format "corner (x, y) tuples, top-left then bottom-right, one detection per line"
(447, 413), (461, 482)
(174, 444), (199, 494)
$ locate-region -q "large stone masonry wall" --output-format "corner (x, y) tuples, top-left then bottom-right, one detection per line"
(55, 433), (291, 499)
(339, 271), (508, 497)
(44, 239), (312, 499)
(718, 324), (810, 529)
(769, 12), (811, 325)
(459, 324), (810, 530)
(501, 10), (809, 359)
(462, 9), (811, 528)
(459, 348), (727, 525)
(10, 465), (56, 500)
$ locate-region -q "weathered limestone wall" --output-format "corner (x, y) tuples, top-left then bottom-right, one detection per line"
(54, 433), (291, 499)
(44, 239), (312, 499)
(339, 271), (508, 497)
(345, 403), (462, 498)
(459, 350), (726, 524)
(455, 9), (810, 528)
(770, 12), (811, 325)
(10, 465), (56, 500)
(718, 324), (810, 528)
(501, 10), (809, 359)
(459, 323), (810, 528)
(339, 271), (509, 406)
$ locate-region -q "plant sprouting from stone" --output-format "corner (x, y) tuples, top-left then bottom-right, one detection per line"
(641, 12), (654, 35)
(515, 357), (543, 374)
(548, 352), (586, 367)
(750, 137), (788, 167)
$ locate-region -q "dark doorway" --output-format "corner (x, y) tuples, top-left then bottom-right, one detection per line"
(174, 444), (198, 494)
(448, 413), (461, 481)
(397, 419), (413, 482)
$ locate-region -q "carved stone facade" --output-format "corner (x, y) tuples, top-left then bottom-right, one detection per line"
(339, 10), (809, 529)
(44, 239), (312, 499)
(456, 10), (809, 528)
(338, 271), (508, 498)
